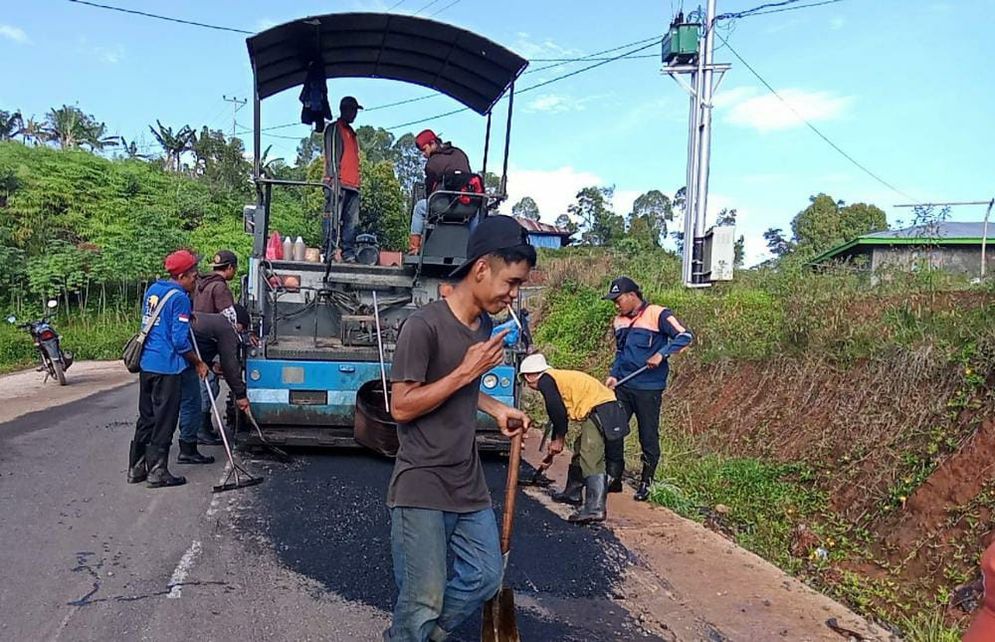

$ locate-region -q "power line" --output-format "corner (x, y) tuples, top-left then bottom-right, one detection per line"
(427, 0), (463, 18)
(412, 0), (443, 16)
(716, 0), (846, 21)
(384, 39), (661, 131)
(387, 0), (408, 9)
(65, 0), (252, 34)
(714, 33), (918, 202)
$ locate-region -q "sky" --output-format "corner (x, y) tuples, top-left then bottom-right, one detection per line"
(2, 0), (993, 266)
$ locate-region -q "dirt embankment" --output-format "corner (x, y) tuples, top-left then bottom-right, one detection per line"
(664, 346), (995, 621)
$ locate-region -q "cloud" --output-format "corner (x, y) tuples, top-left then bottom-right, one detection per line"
(524, 92), (605, 114)
(93, 44), (124, 64)
(721, 88), (853, 132)
(0, 24), (30, 45)
(502, 165), (604, 221)
(511, 32), (582, 60)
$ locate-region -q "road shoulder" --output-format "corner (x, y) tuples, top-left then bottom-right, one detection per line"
(0, 361), (135, 425)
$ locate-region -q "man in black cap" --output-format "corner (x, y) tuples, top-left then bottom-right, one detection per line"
(192, 250), (239, 444)
(384, 215), (535, 642)
(604, 276), (693, 501)
(324, 96), (363, 262)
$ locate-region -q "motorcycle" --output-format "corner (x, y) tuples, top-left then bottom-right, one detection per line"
(6, 300), (73, 385)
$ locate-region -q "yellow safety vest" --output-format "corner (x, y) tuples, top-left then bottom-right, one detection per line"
(545, 368), (616, 422)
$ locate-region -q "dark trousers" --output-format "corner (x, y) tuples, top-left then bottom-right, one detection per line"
(134, 372), (181, 459)
(323, 187), (361, 259)
(615, 385), (663, 475)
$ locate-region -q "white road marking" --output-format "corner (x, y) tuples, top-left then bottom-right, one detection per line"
(167, 539), (202, 599)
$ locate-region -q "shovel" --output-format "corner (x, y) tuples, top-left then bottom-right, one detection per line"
(613, 364), (649, 388)
(482, 427), (524, 642)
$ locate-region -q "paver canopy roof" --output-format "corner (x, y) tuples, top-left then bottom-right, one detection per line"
(246, 12), (528, 114)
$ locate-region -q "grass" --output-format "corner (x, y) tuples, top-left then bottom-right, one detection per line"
(0, 307), (134, 373)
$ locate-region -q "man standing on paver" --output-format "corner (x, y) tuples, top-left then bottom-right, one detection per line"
(604, 276), (693, 501)
(128, 250), (208, 489)
(324, 96), (363, 262)
(385, 215), (535, 642)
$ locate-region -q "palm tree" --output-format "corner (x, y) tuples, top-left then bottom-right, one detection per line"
(119, 138), (150, 160)
(18, 116), (43, 145)
(0, 111), (22, 141)
(82, 121), (121, 152)
(259, 144), (286, 178)
(149, 120), (195, 172)
(45, 105), (90, 149)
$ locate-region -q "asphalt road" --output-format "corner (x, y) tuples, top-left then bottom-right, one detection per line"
(0, 381), (664, 642)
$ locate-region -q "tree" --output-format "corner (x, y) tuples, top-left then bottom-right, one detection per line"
(0, 111), (22, 141)
(356, 126), (396, 164)
(81, 121), (120, 152)
(628, 189), (673, 247)
(554, 214), (578, 236)
(18, 116), (43, 146)
(763, 228), (793, 257)
(45, 106), (96, 149)
(790, 193), (887, 255)
(149, 120), (195, 172)
(119, 138), (149, 160)
(568, 186), (623, 246)
(358, 158), (408, 251)
(392, 132), (423, 195)
(511, 196), (540, 221)
(295, 132), (322, 170)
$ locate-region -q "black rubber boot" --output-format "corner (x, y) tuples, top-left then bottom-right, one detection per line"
(551, 464), (584, 506)
(146, 449), (187, 488)
(633, 465), (654, 502)
(568, 474), (607, 524)
(177, 440), (215, 465)
(197, 412), (223, 446)
(127, 440), (147, 484)
(606, 459), (624, 494)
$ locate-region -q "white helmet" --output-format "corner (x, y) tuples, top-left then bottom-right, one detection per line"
(519, 353), (550, 376)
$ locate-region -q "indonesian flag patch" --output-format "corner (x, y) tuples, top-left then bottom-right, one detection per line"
(178, 313), (190, 323)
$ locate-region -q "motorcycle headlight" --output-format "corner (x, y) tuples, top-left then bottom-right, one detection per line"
(482, 374), (498, 389)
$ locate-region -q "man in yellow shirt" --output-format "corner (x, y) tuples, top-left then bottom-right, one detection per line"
(519, 353), (628, 523)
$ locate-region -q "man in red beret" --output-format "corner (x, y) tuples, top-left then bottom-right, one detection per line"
(408, 129), (471, 254)
(127, 250), (208, 489)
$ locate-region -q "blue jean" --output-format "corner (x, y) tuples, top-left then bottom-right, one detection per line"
(177, 367), (201, 442)
(387, 507), (503, 642)
(411, 198), (428, 236)
(178, 369), (219, 441)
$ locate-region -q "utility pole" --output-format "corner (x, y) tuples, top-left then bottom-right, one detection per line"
(663, 1), (731, 287)
(222, 95), (248, 139)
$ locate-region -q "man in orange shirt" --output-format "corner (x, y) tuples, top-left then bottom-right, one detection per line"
(964, 536), (995, 641)
(323, 96), (362, 263)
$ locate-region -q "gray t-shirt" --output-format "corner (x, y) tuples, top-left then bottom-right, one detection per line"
(387, 299), (493, 512)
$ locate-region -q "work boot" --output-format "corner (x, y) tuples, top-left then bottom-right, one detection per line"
(551, 463), (584, 506)
(568, 474), (607, 524)
(146, 449), (187, 488)
(177, 440), (215, 465)
(127, 440), (147, 484)
(197, 412), (223, 446)
(633, 465), (655, 502)
(407, 234), (422, 255)
(606, 459), (624, 494)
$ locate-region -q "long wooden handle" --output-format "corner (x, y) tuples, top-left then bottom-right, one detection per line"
(500, 428), (524, 555)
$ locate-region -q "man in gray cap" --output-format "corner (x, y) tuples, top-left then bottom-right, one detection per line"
(324, 96), (363, 262)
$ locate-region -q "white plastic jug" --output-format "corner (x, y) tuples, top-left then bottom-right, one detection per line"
(293, 236), (306, 262)
(282, 236), (293, 261)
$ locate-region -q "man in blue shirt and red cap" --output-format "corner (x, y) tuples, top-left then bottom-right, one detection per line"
(604, 276), (693, 501)
(128, 250), (208, 489)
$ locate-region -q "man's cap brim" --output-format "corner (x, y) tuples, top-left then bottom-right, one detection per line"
(602, 292), (623, 300)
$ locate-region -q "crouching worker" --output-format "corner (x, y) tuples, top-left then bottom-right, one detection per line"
(519, 353), (628, 524)
(176, 312), (251, 464)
